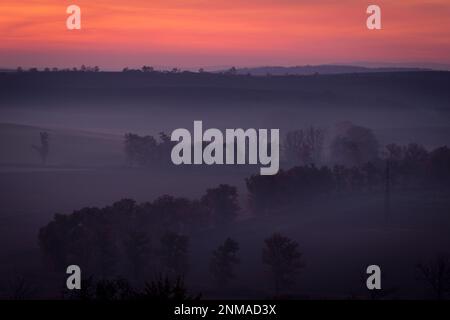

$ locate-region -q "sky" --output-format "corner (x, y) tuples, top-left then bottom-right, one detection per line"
(0, 0), (449, 70)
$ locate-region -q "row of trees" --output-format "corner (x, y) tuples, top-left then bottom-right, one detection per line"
(65, 276), (200, 301)
(14, 65), (241, 74)
(17, 65), (100, 73)
(38, 184), (240, 280)
(283, 124), (379, 167)
(123, 123), (377, 168)
(61, 252), (450, 300)
(247, 144), (450, 215)
(40, 200), (304, 295)
(123, 66), (239, 74)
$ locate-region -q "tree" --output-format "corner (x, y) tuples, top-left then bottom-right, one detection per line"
(32, 132), (49, 165)
(201, 184), (239, 225)
(246, 165), (333, 215)
(226, 67), (237, 75)
(262, 233), (305, 294)
(429, 146), (450, 187)
(39, 196), (208, 280)
(7, 275), (37, 300)
(124, 231), (152, 281)
(124, 132), (173, 166)
(210, 238), (240, 287)
(159, 231), (189, 277)
(124, 133), (157, 166)
(330, 123), (379, 166)
(65, 276), (200, 301)
(417, 254), (450, 300)
(140, 275), (200, 301)
(284, 127), (324, 165)
(385, 143), (403, 161)
(142, 65), (154, 72)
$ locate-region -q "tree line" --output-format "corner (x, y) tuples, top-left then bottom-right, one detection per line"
(39, 193), (304, 296)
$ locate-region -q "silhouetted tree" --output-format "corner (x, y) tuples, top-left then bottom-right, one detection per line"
(124, 133), (157, 166)
(429, 146), (450, 187)
(226, 67), (237, 75)
(124, 231), (152, 281)
(417, 254), (450, 300)
(66, 276), (199, 301)
(201, 184), (239, 225)
(140, 275), (200, 301)
(210, 238), (240, 287)
(7, 275), (37, 300)
(142, 65), (154, 72)
(124, 132), (173, 166)
(159, 231), (189, 277)
(331, 124), (379, 166)
(246, 165), (333, 215)
(39, 196), (208, 279)
(284, 127), (324, 165)
(262, 233), (305, 294)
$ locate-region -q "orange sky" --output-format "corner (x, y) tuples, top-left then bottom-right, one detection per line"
(0, 0), (449, 69)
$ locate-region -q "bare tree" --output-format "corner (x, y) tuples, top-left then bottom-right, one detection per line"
(32, 132), (49, 165)
(284, 127), (324, 165)
(417, 253), (450, 300)
(8, 275), (37, 300)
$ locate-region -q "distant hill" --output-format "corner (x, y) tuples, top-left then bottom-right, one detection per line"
(232, 65), (430, 76)
(0, 70), (448, 111)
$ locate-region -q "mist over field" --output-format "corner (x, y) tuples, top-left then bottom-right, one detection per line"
(0, 70), (449, 299)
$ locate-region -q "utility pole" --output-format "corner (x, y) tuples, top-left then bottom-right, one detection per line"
(384, 159), (391, 225)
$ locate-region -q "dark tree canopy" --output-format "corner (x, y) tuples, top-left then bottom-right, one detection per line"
(262, 233), (305, 294)
(330, 124), (379, 166)
(210, 238), (240, 287)
(201, 184), (240, 224)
